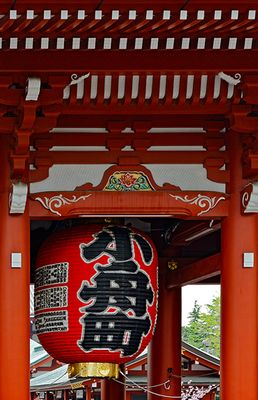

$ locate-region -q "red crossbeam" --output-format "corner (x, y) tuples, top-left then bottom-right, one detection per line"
(32, 133), (211, 148)
(167, 253), (221, 288)
(29, 191), (228, 218)
(29, 150), (228, 165)
(0, 1), (257, 13)
(0, 50), (255, 72)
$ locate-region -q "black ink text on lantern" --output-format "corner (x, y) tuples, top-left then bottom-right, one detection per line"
(78, 226), (154, 356)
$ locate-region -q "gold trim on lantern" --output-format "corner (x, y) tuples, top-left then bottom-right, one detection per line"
(68, 362), (120, 379)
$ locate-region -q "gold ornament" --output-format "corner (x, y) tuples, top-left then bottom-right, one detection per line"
(168, 260), (178, 270)
(68, 362), (120, 379)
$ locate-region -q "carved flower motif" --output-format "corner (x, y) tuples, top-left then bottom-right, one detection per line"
(120, 173), (137, 188)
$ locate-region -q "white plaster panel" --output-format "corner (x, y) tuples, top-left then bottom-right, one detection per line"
(30, 164), (113, 194)
(144, 164), (225, 192)
(30, 163), (225, 194)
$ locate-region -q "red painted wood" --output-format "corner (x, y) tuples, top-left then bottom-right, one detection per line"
(0, 0), (256, 14)
(29, 149), (228, 165)
(101, 369), (125, 400)
(0, 50), (255, 72)
(85, 386), (92, 400)
(221, 130), (258, 400)
(167, 253), (221, 288)
(37, 102), (234, 116)
(148, 266), (181, 399)
(0, 136), (30, 400)
(29, 190), (229, 218)
(182, 348), (220, 372)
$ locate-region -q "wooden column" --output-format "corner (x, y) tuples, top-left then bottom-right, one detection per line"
(148, 264), (181, 399)
(85, 386), (92, 400)
(101, 373), (125, 400)
(221, 130), (258, 399)
(0, 137), (30, 399)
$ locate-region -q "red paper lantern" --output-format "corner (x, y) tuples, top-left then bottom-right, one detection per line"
(34, 224), (158, 377)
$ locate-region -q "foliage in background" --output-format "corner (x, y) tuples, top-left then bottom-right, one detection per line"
(182, 296), (220, 357)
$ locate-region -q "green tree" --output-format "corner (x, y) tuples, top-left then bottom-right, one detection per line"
(182, 300), (206, 349)
(182, 296), (220, 357)
(199, 296), (220, 357)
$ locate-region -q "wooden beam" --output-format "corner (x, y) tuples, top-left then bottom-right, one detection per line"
(33, 132), (208, 148)
(29, 149), (228, 165)
(0, 1), (256, 14)
(41, 104), (232, 117)
(0, 1), (257, 14)
(182, 348), (220, 371)
(0, 50), (257, 73)
(50, 115), (226, 128)
(167, 253), (221, 288)
(29, 191), (228, 218)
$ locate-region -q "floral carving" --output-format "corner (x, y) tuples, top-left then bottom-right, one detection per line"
(104, 172), (154, 191)
(120, 173), (137, 188)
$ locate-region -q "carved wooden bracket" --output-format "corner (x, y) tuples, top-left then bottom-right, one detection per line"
(204, 158), (229, 184)
(9, 182), (28, 214)
(241, 134), (258, 179)
(0, 74), (75, 181)
(242, 75), (258, 106)
(11, 102), (38, 179)
(230, 105), (258, 133)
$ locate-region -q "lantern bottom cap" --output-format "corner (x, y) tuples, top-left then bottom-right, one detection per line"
(68, 362), (120, 379)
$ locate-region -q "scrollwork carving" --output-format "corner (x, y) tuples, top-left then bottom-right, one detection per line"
(169, 194), (226, 216)
(35, 194), (91, 216)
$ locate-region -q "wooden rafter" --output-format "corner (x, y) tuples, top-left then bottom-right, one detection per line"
(0, 1), (257, 43)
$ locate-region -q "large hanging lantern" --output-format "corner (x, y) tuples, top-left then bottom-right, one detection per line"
(34, 224), (158, 378)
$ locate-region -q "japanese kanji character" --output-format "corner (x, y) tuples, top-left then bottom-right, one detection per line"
(79, 312), (151, 356)
(79, 270), (153, 317)
(80, 226), (153, 264)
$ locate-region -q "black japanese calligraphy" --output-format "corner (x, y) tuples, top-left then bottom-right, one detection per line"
(79, 271), (153, 316)
(80, 226), (153, 265)
(79, 313), (151, 356)
(78, 226), (155, 357)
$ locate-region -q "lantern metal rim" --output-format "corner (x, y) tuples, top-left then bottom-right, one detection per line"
(68, 362), (120, 379)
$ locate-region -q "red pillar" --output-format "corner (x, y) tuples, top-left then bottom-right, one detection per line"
(101, 374), (125, 400)
(0, 137), (30, 399)
(148, 264), (181, 399)
(85, 386), (92, 400)
(221, 131), (258, 399)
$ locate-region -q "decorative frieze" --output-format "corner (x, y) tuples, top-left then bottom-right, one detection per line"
(169, 193), (226, 216)
(35, 194), (91, 216)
